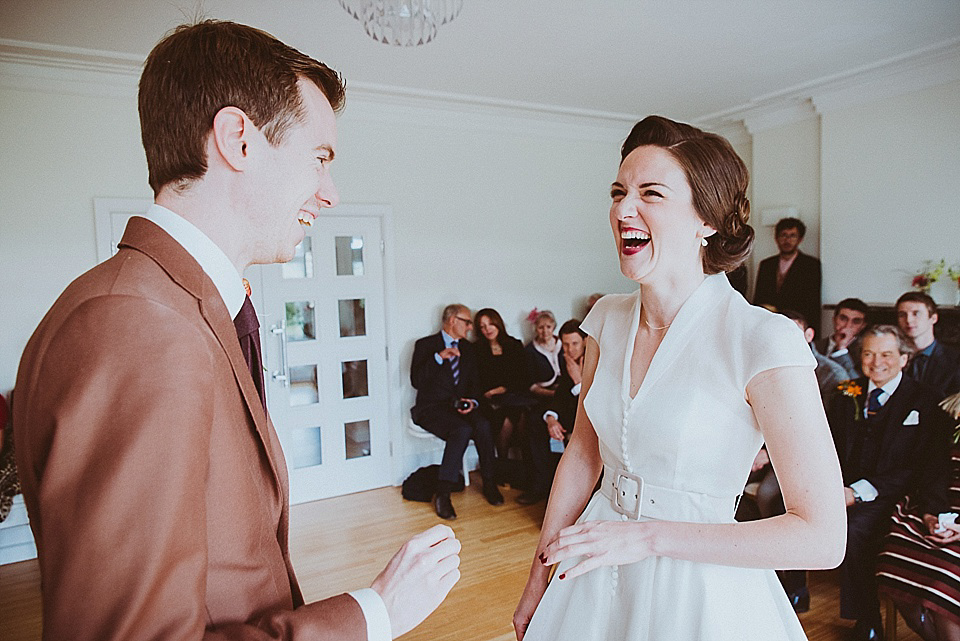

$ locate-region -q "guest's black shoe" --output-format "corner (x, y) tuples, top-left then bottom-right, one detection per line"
(851, 618), (884, 641)
(482, 483), (504, 506)
(516, 490), (548, 505)
(787, 587), (810, 613)
(433, 492), (456, 520)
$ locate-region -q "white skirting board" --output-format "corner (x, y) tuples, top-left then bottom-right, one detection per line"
(1, 495), (37, 564)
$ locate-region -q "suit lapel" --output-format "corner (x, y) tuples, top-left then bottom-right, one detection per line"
(119, 217), (284, 505)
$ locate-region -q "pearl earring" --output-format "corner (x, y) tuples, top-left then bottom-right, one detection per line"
(700, 237), (708, 247)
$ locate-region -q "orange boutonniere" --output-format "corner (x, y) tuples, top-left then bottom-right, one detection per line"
(837, 380), (864, 421)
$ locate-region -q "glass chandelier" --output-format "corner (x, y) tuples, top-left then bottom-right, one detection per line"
(337, 0), (464, 47)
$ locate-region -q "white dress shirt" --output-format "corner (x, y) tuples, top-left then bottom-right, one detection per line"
(138, 204), (391, 641)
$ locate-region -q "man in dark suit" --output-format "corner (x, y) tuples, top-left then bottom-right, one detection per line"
(518, 319), (586, 505)
(14, 21), (458, 641)
(753, 217), (822, 335)
(827, 325), (949, 641)
(897, 291), (960, 397)
(815, 297), (870, 379)
(412, 304), (502, 519)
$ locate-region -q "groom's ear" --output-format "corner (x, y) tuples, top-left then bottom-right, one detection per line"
(210, 106), (254, 172)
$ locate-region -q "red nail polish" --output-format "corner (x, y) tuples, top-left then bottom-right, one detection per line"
(558, 573), (566, 580)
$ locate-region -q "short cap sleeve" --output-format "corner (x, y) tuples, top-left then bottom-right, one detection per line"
(743, 312), (817, 384)
(580, 293), (631, 343)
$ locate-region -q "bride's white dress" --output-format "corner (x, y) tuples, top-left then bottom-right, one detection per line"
(524, 273), (816, 640)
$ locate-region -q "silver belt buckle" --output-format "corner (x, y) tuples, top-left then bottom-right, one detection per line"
(613, 467), (644, 520)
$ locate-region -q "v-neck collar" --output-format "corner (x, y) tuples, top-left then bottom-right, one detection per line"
(622, 273), (730, 405)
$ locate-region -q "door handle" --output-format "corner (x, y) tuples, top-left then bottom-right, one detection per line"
(270, 322), (289, 387)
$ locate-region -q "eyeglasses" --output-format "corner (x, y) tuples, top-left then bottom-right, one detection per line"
(455, 316), (474, 326)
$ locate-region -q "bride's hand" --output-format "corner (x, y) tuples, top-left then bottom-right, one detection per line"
(513, 571), (549, 640)
(540, 520), (656, 580)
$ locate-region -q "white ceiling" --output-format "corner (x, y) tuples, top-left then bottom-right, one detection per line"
(2, 0), (959, 122)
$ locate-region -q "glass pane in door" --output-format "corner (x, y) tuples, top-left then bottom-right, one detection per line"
(335, 235), (364, 276)
(285, 301), (316, 341)
(344, 420), (371, 459)
(290, 426), (322, 468)
(282, 237), (314, 279)
(338, 298), (366, 337)
(289, 365), (319, 406)
(341, 360), (369, 398)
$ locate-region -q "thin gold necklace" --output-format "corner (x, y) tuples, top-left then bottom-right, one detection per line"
(642, 317), (671, 331)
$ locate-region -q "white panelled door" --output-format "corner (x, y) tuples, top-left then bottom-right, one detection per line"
(249, 208), (391, 504)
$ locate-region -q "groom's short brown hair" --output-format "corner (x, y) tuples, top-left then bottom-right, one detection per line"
(139, 20), (345, 195)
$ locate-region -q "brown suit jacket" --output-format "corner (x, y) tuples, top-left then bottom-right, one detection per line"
(14, 217), (366, 640)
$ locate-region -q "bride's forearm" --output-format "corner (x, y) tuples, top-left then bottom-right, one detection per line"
(645, 509), (845, 570)
(533, 433), (602, 556)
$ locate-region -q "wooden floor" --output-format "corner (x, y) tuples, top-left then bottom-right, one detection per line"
(0, 478), (923, 641)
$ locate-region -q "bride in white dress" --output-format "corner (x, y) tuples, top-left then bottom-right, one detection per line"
(513, 116), (847, 641)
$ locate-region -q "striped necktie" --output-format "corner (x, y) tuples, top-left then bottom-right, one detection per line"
(866, 387), (884, 418)
(450, 340), (460, 386)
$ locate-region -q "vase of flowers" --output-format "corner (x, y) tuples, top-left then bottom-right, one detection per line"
(948, 264), (960, 306)
(913, 259), (946, 294)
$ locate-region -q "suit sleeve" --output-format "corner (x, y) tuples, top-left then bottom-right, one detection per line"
(411, 336), (443, 390)
(23, 297), (366, 641)
(911, 405), (954, 516)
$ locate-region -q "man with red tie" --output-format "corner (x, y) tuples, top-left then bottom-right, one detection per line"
(14, 20), (458, 641)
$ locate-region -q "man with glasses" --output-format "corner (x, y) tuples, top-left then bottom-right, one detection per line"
(412, 304), (502, 519)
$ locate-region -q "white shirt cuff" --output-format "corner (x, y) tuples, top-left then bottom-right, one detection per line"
(829, 347), (849, 358)
(543, 410), (559, 422)
(434, 352), (443, 365)
(348, 588), (392, 641)
(850, 479), (879, 503)
(570, 383), (582, 396)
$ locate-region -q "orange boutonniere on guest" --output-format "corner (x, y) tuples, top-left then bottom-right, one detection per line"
(837, 380), (864, 421)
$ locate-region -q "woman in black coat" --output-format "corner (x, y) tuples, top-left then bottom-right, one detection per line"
(474, 308), (533, 462)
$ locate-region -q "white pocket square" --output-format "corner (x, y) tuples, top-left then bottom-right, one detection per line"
(903, 410), (920, 425)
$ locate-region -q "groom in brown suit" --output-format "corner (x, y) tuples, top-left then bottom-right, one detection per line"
(14, 21), (459, 641)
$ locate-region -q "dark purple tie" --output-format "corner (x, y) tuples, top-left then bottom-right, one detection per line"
(234, 295), (266, 413)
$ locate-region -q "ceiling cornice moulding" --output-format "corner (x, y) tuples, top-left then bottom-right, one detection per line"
(697, 37), (960, 134)
(0, 38), (636, 142)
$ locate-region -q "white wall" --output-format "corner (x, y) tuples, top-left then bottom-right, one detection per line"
(821, 79), (960, 306)
(0, 63), (638, 484)
(748, 116), (823, 323)
(749, 117), (822, 271)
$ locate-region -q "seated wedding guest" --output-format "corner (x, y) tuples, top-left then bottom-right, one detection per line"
(753, 217), (822, 335)
(741, 309), (848, 612)
(828, 325), (949, 641)
(518, 320), (587, 506)
(526, 310), (562, 399)
(897, 291), (960, 397)
(0, 391), (19, 524)
(412, 304), (504, 520)
(473, 308), (534, 463)
(877, 391), (960, 641)
(816, 297), (870, 379)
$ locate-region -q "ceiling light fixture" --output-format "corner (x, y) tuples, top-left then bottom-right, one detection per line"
(338, 0), (463, 47)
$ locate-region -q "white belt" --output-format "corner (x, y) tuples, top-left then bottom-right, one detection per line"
(599, 464), (739, 523)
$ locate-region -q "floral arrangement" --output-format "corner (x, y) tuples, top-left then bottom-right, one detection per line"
(527, 307), (540, 324)
(912, 258), (946, 292)
(948, 264), (960, 289)
(837, 380), (864, 421)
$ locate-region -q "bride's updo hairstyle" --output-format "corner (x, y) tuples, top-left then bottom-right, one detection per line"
(620, 115), (754, 274)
